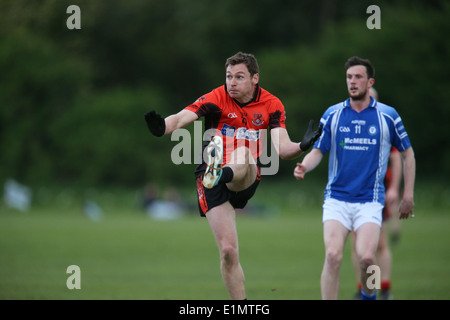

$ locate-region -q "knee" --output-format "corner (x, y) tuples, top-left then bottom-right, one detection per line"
(359, 253), (376, 270)
(220, 245), (239, 268)
(325, 248), (343, 271)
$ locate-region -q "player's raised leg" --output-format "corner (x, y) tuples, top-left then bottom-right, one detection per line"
(203, 136), (257, 192)
(225, 145), (257, 192)
(203, 136), (224, 189)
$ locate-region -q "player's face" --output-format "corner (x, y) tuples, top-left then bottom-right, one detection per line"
(346, 65), (374, 101)
(226, 64), (259, 104)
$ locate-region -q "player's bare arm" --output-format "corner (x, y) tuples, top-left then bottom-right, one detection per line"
(271, 120), (322, 160)
(399, 147), (416, 219)
(385, 150), (402, 208)
(294, 148), (323, 180)
(164, 110), (198, 135)
(270, 127), (302, 160)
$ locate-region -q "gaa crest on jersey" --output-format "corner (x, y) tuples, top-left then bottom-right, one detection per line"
(252, 113), (265, 126)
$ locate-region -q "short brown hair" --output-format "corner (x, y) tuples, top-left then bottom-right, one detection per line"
(345, 56), (375, 79)
(225, 52), (259, 76)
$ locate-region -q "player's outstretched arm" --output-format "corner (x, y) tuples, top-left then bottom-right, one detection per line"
(271, 127), (301, 160)
(271, 120), (322, 160)
(144, 109), (198, 137)
(144, 110), (166, 137)
(300, 120), (323, 152)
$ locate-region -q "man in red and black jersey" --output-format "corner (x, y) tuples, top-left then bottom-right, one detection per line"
(145, 52), (321, 300)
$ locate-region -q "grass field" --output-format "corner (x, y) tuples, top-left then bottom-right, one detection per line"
(0, 180), (449, 300)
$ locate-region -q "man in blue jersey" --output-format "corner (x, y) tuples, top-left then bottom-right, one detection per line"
(294, 56), (416, 300)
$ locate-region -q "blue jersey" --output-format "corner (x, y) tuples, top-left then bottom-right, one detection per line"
(314, 97), (411, 205)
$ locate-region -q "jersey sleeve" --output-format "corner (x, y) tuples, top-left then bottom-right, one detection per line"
(390, 114), (411, 152)
(184, 87), (223, 117)
(314, 105), (338, 154)
(379, 104), (412, 152)
(268, 99), (286, 129)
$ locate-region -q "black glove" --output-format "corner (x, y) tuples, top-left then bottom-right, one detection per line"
(144, 110), (166, 137)
(299, 120), (323, 152)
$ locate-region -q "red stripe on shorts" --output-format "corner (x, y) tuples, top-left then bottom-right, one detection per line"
(196, 176), (208, 215)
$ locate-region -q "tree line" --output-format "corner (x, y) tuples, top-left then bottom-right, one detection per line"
(0, 0), (448, 188)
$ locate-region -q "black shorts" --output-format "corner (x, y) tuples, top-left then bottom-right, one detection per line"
(195, 167), (261, 217)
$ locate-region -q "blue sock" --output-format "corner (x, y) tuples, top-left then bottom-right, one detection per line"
(361, 288), (377, 300)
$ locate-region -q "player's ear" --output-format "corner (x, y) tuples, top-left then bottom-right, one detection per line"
(252, 73), (259, 85)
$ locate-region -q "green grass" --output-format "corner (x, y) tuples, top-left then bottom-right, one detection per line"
(0, 180), (449, 300)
